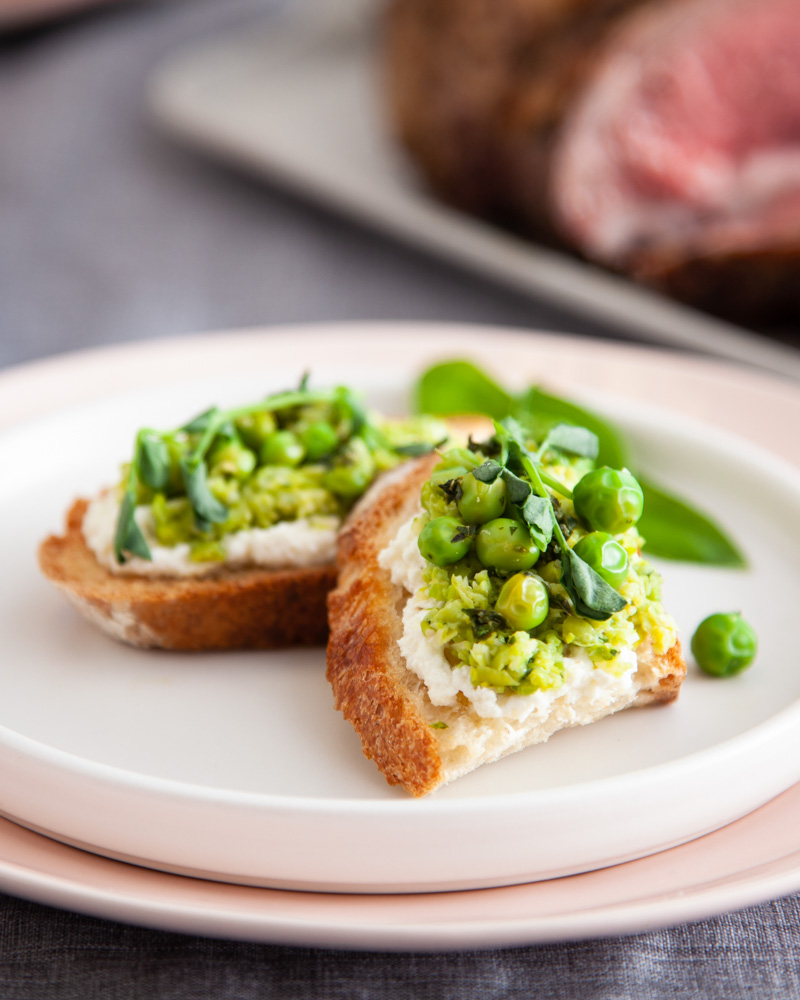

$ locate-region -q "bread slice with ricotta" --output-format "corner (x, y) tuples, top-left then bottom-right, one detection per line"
(326, 454), (686, 797)
(39, 498), (336, 650)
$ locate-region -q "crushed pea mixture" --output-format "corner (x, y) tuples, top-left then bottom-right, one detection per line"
(416, 444), (677, 697)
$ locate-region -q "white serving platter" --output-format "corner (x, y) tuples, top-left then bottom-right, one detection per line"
(148, 13), (800, 381)
(1, 324), (800, 896)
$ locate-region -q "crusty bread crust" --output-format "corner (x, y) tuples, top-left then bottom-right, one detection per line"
(39, 499), (336, 650)
(327, 457), (687, 797)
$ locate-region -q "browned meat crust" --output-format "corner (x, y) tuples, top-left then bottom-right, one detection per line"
(39, 499), (336, 651)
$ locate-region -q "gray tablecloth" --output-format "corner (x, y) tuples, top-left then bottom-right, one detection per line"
(1, 1), (799, 996)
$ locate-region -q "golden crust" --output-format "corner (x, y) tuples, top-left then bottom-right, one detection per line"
(326, 456), (687, 797)
(39, 499), (336, 651)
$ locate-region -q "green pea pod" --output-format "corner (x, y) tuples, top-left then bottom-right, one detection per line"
(415, 361), (514, 419)
(638, 479), (747, 567)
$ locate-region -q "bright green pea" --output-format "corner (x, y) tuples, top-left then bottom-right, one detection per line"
(475, 518), (539, 571)
(572, 532), (629, 588)
(457, 472), (507, 524)
(495, 573), (549, 631)
(418, 516), (473, 567)
(429, 465), (471, 486)
(324, 438), (376, 498)
(691, 612), (758, 677)
(261, 431), (305, 468)
(209, 441), (257, 480)
(300, 421), (340, 461)
(235, 411), (277, 450)
(573, 467), (644, 533)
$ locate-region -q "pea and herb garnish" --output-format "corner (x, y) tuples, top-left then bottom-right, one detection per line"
(414, 418), (678, 698)
(113, 378), (446, 565)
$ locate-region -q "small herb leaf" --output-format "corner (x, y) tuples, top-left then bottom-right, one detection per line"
(394, 441), (438, 457)
(561, 547), (627, 621)
(465, 608), (509, 639)
(180, 458), (229, 526)
(180, 407), (219, 435)
(517, 494), (556, 550)
(113, 490), (152, 563)
(439, 477), (464, 504)
(137, 433), (170, 491)
(500, 468), (532, 505)
(472, 460), (503, 484)
(543, 423), (600, 460)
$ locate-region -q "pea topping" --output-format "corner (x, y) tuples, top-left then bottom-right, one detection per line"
(475, 518), (539, 571)
(260, 430), (305, 468)
(418, 516), (474, 567)
(495, 573), (549, 631)
(572, 532), (629, 589)
(300, 420), (340, 461)
(457, 472), (507, 524)
(573, 467), (644, 534)
(324, 437), (376, 498)
(691, 612), (758, 677)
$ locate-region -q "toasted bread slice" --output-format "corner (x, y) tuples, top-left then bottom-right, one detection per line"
(327, 456), (686, 797)
(39, 499), (336, 650)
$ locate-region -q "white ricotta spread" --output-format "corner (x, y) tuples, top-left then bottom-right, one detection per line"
(379, 514), (638, 721)
(83, 491), (339, 577)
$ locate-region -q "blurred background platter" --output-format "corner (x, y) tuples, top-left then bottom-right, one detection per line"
(149, 9), (800, 381)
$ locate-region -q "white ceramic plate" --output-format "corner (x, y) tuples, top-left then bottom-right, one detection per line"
(2, 324), (800, 897)
(148, 14), (800, 381)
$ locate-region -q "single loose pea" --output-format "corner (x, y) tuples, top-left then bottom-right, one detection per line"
(495, 573), (549, 631)
(457, 472), (507, 524)
(573, 467), (644, 533)
(475, 518), (539, 571)
(572, 532), (629, 588)
(691, 612), (758, 677)
(261, 430), (305, 467)
(418, 516), (474, 567)
(324, 438), (376, 498)
(300, 421), (340, 461)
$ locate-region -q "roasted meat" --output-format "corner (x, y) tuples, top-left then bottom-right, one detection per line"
(385, 0), (800, 320)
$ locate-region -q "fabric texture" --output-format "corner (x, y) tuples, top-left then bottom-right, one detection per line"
(0, 0), (798, 996)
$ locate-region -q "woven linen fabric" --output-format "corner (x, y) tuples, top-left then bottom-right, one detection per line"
(0, 894), (798, 999)
(1, 0), (799, 997)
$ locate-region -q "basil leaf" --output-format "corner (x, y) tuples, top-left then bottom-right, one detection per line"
(180, 458), (229, 526)
(137, 433), (170, 491)
(472, 460), (503, 484)
(515, 388), (629, 469)
(180, 407), (219, 434)
(638, 478), (747, 567)
(543, 423), (599, 461)
(415, 361), (513, 419)
(464, 609), (508, 639)
(113, 490), (152, 563)
(517, 494), (555, 550)
(500, 468), (531, 505)
(561, 547), (627, 621)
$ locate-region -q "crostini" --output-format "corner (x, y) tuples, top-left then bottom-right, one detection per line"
(327, 418), (686, 795)
(39, 381), (448, 650)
